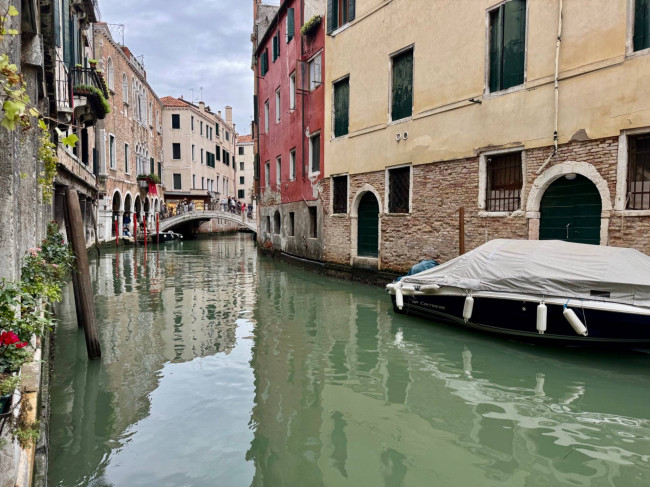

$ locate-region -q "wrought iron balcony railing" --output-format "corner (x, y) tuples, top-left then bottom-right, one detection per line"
(70, 67), (110, 99)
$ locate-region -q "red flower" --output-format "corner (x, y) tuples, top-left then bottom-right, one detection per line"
(0, 331), (20, 346)
(15, 342), (28, 349)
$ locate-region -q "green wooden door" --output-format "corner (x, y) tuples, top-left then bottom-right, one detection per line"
(539, 175), (601, 245)
(358, 193), (379, 257)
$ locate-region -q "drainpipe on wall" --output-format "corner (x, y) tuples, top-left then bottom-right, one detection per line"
(300, 0), (306, 184)
(536, 0), (563, 175)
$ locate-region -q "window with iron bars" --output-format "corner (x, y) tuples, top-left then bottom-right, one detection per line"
(486, 152), (522, 212)
(388, 166), (410, 213)
(332, 175), (348, 214)
(627, 134), (650, 210)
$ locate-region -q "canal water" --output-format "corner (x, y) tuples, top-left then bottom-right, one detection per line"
(48, 235), (650, 486)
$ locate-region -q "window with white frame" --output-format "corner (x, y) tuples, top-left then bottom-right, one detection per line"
(309, 133), (320, 173)
(275, 88), (281, 123)
(109, 134), (116, 169)
(276, 156), (281, 185)
(124, 143), (129, 173)
(387, 165), (411, 213)
(488, 0), (526, 93)
(627, 133), (650, 209)
(107, 57), (114, 91)
(264, 100), (270, 133)
(309, 53), (322, 91)
(265, 161), (270, 188)
(289, 72), (296, 110)
(485, 152), (523, 212)
(122, 74), (128, 104)
(289, 149), (296, 180)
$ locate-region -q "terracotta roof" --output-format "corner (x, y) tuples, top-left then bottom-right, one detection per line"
(160, 96), (190, 108)
(237, 135), (253, 143)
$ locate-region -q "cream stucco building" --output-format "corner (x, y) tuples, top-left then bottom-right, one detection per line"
(236, 135), (256, 209)
(322, 0), (650, 273)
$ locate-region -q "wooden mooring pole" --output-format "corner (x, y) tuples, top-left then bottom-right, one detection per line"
(64, 189), (101, 359)
(459, 207), (465, 256)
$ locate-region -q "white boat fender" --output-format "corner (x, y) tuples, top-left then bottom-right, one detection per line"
(419, 284), (440, 294)
(395, 283), (404, 310)
(536, 303), (547, 334)
(563, 307), (588, 336)
(463, 295), (474, 323)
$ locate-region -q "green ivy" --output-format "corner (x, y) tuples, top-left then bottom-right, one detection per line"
(300, 15), (322, 36)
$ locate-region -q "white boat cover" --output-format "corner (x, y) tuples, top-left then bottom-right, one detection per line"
(400, 239), (650, 308)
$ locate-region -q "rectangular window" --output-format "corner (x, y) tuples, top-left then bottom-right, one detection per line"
(276, 157), (281, 185)
(201, 176), (204, 189)
(150, 157), (154, 174)
(388, 166), (411, 213)
(173, 173), (182, 190)
(216, 145), (221, 161)
(288, 212), (295, 236)
(191, 116), (194, 131)
(192, 144), (195, 161)
(239, 146), (245, 155)
(627, 134), (650, 209)
(309, 207), (317, 238)
(289, 72), (296, 109)
(332, 175), (348, 214)
(172, 143), (181, 159)
(275, 88), (281, 122)
(264, 100), (270, 132)
(309, 133), (321, 173)
(240, 176), (245, 184)
(486, 152), (522, 212)
(489, 0), (526, 93)
(334, 77), (350, 137)
(226, 131), (229, 142)
(327, 0), (355, 33)
(240, 161), (244, 170)
(238, 189), (245, 199)
(309, 54), (322, 91)
(158, 161), (162, 179)
(124, 143), (129, 173)
(109, 134), (116, 169)
(286, 7), (294, 42)
(635, 0), (650, 51)
(272, 31), (280, 61)
(216, 123), (220, 137)
(290, 149), (296, 180)
(201, 148), (204, 165)
(200, 121), (203, 135)
(193, 174), (196, 189)
(260, 49), (269, 76)
(265, 161), (270, 188)
(171, 113), (180, 129)
(391, 48), (413, 121)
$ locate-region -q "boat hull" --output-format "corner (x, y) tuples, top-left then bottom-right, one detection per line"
(391, 293), (650, 345)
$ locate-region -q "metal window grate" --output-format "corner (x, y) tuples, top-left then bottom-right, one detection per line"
(486, 153), (522, 212)
(627, 134), (650, 210)
(388, 167), (410, 213)
(332, 176), (348, 214)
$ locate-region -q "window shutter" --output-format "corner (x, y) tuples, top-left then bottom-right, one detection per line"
(53, 0), (61, 47)
(150, 157), (154, 174)
(348, 0), (356, 23)
(489, 6), (503, 93)
(287, 8), (294, 42)
(272, 36), (277, 61)
(635, 0), (650, 51)
(327, 0), (336, 34)
(276, 31), (280, 57)
(62, 0), (71, 67)
(391, 50), (413, 121)
(502, 0), (526, 90)
(334, 79), (349, 137)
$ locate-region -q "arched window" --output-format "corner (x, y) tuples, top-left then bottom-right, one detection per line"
(107, 57), (114, 91)
(148, 102), (153, 127)
(122, 73), (128, 103)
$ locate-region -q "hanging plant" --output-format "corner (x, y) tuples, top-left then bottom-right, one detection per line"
(300, 15), (322, 36)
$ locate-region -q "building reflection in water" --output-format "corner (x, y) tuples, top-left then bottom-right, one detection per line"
(247, 260), (650, 487)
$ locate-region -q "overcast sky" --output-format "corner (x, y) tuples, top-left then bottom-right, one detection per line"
(99, 0), (273, 136)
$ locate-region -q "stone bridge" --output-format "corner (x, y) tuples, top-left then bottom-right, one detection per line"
(159, 210), (257, 233)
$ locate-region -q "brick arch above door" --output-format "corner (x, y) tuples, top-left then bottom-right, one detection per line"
(526, 161), (612, 244)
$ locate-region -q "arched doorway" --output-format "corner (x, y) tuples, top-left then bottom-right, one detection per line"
(111, 192), (121, 237)
(539, 174), (602, 245)
(124, 194), (132, 232)
(357, 192), (380, 257)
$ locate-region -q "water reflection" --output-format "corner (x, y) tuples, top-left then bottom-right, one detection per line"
(247, 260), (650, 487)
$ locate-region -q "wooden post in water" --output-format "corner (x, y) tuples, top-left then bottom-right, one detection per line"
(134, 214), (138, 246)
(156, 213), (159, 245)
(143, 214), (147, 248)
(459, 207), (465, 256)
(62, 194), (85, 330)
(65, 189), (101, 359)
(114, 217), (119, 247)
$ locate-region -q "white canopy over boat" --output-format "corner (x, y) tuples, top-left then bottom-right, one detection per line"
(400, 239), (650, 308)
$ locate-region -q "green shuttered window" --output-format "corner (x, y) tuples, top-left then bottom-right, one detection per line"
(287, 8), (294, 43)
(489, 0), (526, 93)
(272, 32), (280, 61)
(635, 0), (650, 51)
(260, 50), (268, 76)
(327, 0), (355, 34)
(333, 77), (349, 137)
(391, 49), (413, 122)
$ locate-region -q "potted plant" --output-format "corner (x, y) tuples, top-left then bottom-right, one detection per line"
(0, 375), (20, 415)
(88, 58), (98, 69)
(300, 14), (322, 36)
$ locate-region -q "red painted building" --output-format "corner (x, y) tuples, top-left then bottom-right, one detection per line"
(253, 0), (325, 260)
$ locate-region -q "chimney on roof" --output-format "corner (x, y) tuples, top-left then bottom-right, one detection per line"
(180, 95), (184, 100)
(218, 110), (221, 118)
(226, 106), (232, 124)
(199, 101), (205, 112)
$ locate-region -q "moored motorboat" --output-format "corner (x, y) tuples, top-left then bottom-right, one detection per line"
(386, 239), (650, 345)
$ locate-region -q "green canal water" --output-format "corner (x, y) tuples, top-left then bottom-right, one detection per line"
(48, 235), (650, 486)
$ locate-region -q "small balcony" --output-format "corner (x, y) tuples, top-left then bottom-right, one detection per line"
(70, 66), (111, 122)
